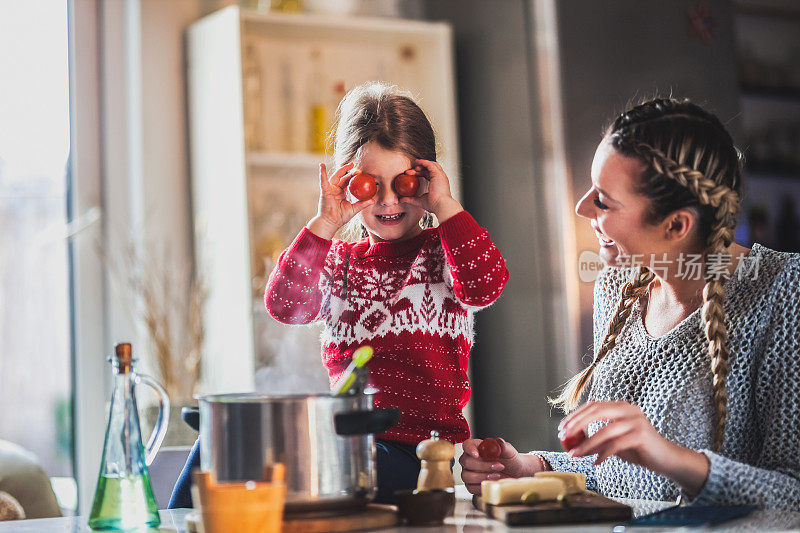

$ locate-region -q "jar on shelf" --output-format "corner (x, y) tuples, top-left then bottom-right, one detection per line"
(243, 41), (265, 151)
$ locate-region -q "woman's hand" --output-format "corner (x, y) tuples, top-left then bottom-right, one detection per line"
(561, 401), (710, 496)
(399, 159), (463, 223)
(307, 162), (376, 240)
(459, 438), (547, 495)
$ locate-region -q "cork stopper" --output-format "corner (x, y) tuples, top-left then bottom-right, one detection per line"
(114, 343), (133, 374)
(416, 431), (455, 462)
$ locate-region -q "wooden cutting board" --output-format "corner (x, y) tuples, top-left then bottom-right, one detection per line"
(473, 492), (632, 526)
(186, 504), (399, 533)
(282, 504), (399, 533)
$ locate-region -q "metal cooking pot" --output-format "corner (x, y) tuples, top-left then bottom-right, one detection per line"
(187, 392), (399, 513)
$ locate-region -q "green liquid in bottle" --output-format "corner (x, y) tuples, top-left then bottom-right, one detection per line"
(88, 473), (160, 530)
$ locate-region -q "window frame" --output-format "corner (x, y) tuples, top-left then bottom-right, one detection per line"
(68, 0), (145, 513)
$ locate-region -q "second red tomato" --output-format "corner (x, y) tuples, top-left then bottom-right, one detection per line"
(393, 172), (420, 197)
(559, 428), (587, 451)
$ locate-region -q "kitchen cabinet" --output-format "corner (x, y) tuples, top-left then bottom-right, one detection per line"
(186, 6), (459, 393)
(734, 1), (800, 251)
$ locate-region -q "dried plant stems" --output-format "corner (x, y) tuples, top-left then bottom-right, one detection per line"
(101, 236), (206, 401)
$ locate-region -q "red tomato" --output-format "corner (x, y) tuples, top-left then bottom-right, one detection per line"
(393, 172), (420, 197)
(477, 437), (502, 461)
(348, 172), (377, 201)
(559, 428), (587, 451)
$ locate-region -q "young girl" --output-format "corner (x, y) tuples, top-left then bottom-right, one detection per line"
(459, 98), (800, 509)
(263, 82), (508, 503)
(168, 82), (507, 508)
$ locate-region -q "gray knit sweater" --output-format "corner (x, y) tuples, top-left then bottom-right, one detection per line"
(535, 243), (800, 510)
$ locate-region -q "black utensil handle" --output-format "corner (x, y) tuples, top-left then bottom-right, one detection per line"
(334, 408), (401, 436)
(182, 406), (200, 432)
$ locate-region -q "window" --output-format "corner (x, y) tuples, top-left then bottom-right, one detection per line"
(0, 0), (74, 514)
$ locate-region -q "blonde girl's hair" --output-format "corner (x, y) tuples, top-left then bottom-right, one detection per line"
(551, 98), (742, 453)
(331, 82), (437, 240)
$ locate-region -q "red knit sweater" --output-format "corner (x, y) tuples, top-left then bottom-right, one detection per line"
(265, 211), (509, 445)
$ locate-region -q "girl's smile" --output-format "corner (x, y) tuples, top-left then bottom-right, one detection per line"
(374, 212), (406, 224)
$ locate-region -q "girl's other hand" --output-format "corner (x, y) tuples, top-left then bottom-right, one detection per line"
(459, 438), (547, 495)
(307, 162), (376, 240)
(400, 159), (463, 223)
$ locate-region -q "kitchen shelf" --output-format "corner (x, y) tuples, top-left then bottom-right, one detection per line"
(240, 8), (454, 36)
(739, 83), (800, 102)
(733, 0), (800, 249)
(187, 6), (459, 392)
(744, 165), (800, 179)
(246, 151), (324, 169)
(734, 4), (800, 21)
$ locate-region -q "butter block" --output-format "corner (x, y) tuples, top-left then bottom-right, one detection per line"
(481, 477), (566, 505)
(534, 471), (586, 494)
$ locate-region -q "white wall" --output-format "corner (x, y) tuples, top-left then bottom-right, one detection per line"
(425, 0), (571, 452)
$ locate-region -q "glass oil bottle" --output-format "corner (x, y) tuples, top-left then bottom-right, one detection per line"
(88, 343), (169, 531)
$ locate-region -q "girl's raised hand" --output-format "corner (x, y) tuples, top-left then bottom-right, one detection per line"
(307, 162), (376, 240)
(459, 438), (546, 495)
(400, 159), (463, 223)
(560, 400), (709, 494)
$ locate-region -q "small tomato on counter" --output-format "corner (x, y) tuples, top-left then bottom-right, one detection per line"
(477, 437), (502, 461)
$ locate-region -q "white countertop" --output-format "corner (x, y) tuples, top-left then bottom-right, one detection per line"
(2, 485), (799, 532)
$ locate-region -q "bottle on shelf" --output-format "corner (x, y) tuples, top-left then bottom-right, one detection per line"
(308, 47), (328, 154)
(88, 343), (170, 531)
(332, 78), (347, 120)
(270, 0), (303, 12)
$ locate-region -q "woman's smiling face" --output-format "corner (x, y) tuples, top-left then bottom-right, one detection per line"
(352, 141), (427, 243)
(575, 139), (667, 266)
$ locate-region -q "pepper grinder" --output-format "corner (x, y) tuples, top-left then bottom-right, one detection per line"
(395, 431), (456, 525)
(416, 430), (455, 491)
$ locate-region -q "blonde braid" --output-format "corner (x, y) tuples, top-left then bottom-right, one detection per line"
(625, 140), (740, 452)
(550, 267), (654, 412)
(702, 192), (739, 451)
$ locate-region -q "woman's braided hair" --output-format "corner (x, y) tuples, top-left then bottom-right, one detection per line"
(552, 98), (742, 452)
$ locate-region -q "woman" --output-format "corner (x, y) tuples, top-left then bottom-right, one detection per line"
(460, 98), (800, 509)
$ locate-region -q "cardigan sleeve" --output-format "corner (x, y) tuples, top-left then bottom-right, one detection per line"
(530, 451), (600, 491)
(685, 259), (800, 510)
(437, 211), (509, 308)
(264, 227), (334, 325)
